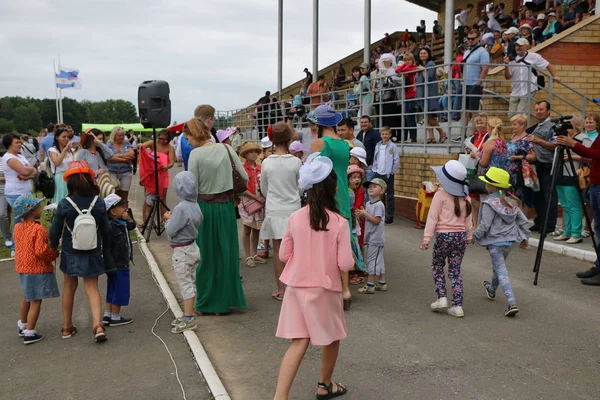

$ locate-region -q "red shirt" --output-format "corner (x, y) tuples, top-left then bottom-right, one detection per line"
(574, 139), (600, 184)
(353, 187), (366, 246)
(395, 62), (417, 99)
(452, 55), (464, 79)
(243, 161), (261, 194)
(14, 221), (59, 274)
(471, 131), (489, 150)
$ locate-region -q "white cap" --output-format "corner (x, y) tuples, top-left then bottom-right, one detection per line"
(506, 27), (519, 35)
(261, 136), (273, 148)
(537, 13), (546, 20)
(516, 38), (530, 46)
(104, 193), (124, 210)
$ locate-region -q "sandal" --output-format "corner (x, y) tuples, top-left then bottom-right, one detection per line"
(349, 276), (364, 285)
(316, 381), (347, 399)
(271, 290), (284, 301)
(549, 229), (564, 236)
(245, 256), (257, 268)
(252, 255), (267, 264)
(61, 326), (78, 340)
(258, 250), (269, 259)
(439, 135), (448, 143)
(426, 138), (436, 144)
(93, 324), (107, 343)
(582, 230), (591, 238)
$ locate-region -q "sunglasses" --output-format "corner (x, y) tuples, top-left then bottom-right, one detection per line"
(56, 127), (68, 134)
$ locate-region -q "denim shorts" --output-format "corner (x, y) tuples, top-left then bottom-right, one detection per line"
(20, 273), (60, 302)
(110, 171), (133, 192)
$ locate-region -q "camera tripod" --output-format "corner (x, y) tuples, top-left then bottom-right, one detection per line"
(140, 127), (170, 242)
(533, 143), (600, 285)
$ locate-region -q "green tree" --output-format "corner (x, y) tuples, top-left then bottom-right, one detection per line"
(0, 118), (15, 133)
(13, 104), (42, 132)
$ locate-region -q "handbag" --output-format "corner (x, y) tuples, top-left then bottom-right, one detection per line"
(223, 144), (247, 195)
(97, 171), (116, 198)
(241, 196), (263, 215)
(577, 164), (591, 190)
(468, 168), (487, 195)
(522, 160), (540, 192)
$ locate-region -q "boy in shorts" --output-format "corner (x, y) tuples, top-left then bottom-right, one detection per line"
(163, 171), (203, 333)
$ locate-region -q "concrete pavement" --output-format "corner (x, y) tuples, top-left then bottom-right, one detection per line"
(0, 250), (211, 400)
(131, 165), (600, 400)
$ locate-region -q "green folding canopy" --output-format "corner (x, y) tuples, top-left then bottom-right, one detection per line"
(80, 123), (164, 133)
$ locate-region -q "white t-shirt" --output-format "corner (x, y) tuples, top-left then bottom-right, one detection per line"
(457, 10), (468, 25)
(48, 147), (74, 173)
(509, 52), (549, 97)
(1, 153), (32, 195)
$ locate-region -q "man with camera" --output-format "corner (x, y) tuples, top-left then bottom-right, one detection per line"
(526, 100), (558, 234)
(503, 38), (560, 116)
(557, 124), (600, 286)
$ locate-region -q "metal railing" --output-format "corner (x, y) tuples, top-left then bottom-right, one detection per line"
(223, 61), (599, 153)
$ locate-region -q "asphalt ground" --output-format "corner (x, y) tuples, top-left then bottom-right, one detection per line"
(0, 249), (211, 400)
(132, 165), (600, 400)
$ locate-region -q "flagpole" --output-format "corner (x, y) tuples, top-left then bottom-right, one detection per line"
(58, 55), (63, 123)
(53, 59), (59, 123)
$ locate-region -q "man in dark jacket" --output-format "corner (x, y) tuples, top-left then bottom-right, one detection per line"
(356, 115), (381, 184)
(256, 91), (271, 138)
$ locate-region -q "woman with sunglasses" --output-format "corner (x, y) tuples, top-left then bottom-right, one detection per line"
(107, 127), (135, 201)
(48, 127), (75, 204)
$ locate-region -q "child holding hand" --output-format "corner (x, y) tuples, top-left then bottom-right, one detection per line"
(421, 160), (473, 318)
(13, 193), (60, 344)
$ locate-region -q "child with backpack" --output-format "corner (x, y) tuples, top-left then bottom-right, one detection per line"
(164, 171), (203, 333)
(13, 193), (60, 344)
(473, 167), (531, 317)
(274, 154), (353, 400)
(102, 193), (135, 327)
(421, 160), (473, 318)
(49, 161), (110, 343)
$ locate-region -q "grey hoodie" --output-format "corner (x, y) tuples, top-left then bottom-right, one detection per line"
(473, 193), (531, 246)
(165, 171), (203, 245)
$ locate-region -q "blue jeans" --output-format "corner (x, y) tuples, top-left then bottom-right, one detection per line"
(450, 80), (462, 120)
(5, 193), (22, 250)
(487, 245), (516, 304)
(589, 185), (600, 269)
(364, 166), (375, 202)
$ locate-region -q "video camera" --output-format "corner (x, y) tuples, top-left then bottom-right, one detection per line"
(551, 116), (573, 136)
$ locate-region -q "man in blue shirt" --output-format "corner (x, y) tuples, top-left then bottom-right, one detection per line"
(463, 29), (490, 122)
(39, 122), (56, 162)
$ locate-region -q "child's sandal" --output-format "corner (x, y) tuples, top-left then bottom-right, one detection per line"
(271, 290), (284, 301)
(316, 381), (347, 399)
(252, 255), (267, 264)
(61, 326), (78, 340)
(245, 257), (257, 268)
(93, 324), (107, 343)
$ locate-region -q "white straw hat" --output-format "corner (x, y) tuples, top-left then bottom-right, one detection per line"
(431, 160), (468, 197)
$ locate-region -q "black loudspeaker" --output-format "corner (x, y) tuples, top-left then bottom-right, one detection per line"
(138, 80), (171, 128)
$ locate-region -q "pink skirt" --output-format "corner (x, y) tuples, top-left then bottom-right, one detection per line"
(276, 286), (347, 346)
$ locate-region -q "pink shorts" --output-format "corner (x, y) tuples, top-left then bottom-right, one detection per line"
(276, 286), (347, 346)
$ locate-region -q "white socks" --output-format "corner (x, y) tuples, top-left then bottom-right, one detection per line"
(17, 320), (26, 330)
(111, 313), (121, 321)
(23, 329), (36, 337)
(104, 311), (111, 318)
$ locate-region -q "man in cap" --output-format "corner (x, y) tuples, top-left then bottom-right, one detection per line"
(505, 27), (519, 59)
(503, 38), (560, 115)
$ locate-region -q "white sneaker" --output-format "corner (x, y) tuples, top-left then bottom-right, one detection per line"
(10, 250), (15, 258)
(566, 237), (582, 244)
(430, 297), (449, 311)
(4, 240), (13, 248)
(447, 306), (464, 318)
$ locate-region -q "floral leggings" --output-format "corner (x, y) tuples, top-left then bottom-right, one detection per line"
(431, 232), (466, 307)
(487, 245), (516, 305)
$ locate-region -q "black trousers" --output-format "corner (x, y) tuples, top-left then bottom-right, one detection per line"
(533, 163), (558, 232)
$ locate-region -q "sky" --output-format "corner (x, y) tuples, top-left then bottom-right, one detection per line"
(0, 0), (436, 125)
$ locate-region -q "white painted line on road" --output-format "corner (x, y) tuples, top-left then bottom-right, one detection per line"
(136, 229), (232, 400)
(528, 237), (597, 263)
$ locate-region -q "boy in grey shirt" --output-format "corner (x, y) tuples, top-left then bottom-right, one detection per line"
(163, 171), (203, 333)
(356, 178), (387, 294)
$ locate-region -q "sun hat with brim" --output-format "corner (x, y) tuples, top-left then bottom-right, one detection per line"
(431, 160), (469, 197)
(506, 27), (519, 35)
(548, 12), (557, 17)
(216, 129), (233, 143)
(306, 104), (343, 127)
(520, 24), (532, 30)
(13, 193), (45, 220)
(261, 136), (273, 148)
(289, 140), (307, 153)
(239, 141), (262, 158)
(350, 147), (367, 165)
(104, 193), (126, 210)
(478, 167), (511, 189)
(347, 165), (365, 177)
(63, 160), (96, 181)
(363, 178), (387, 193)
(298, 152), (334, 191)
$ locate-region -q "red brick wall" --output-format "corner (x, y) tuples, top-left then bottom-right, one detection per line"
(538, 43), (600, 66)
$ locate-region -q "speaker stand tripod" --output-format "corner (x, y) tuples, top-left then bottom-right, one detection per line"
(140, 127), (170, 242)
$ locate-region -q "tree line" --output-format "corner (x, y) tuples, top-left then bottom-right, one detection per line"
(0, 96), (139, 135)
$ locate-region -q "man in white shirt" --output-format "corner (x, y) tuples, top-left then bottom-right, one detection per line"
(503, 38), (560, 115)
(456, 4), (474, 46)
(487, 12), (502, 32)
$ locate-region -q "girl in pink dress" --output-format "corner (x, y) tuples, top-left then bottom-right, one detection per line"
(274, 153), (354, 400)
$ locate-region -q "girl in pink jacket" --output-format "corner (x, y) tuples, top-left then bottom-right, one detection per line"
(274, 153), (354, 400)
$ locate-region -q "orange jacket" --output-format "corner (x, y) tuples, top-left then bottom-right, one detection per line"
(14, 221), (59, 274)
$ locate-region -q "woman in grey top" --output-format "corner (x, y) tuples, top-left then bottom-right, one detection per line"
(76, 128), (115, 173)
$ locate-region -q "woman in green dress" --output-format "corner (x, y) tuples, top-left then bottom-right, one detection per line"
(309, 105), (353, 309)
(186, 105), (248, 314)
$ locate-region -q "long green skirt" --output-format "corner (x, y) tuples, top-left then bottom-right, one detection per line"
(195, 200), (247, 313)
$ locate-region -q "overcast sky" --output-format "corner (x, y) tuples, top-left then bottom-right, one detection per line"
(0, 0), (435, 124)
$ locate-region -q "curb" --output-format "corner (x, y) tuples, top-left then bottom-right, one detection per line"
(136, 229), (231, 400)
(528, 237), (597, 263)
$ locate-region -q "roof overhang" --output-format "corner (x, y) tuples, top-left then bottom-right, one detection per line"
(405, 0), (440, 13)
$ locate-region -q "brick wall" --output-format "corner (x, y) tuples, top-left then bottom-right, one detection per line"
(395, 153), (458, 198)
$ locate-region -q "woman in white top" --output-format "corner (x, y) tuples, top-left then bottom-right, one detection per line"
(1, 134), (38, 251)
(48, 126), (74, 204)
(260, 122), (302, 301)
